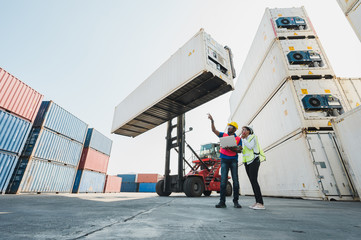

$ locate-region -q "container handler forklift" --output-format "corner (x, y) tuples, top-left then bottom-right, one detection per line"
(155, 114), (232, 197)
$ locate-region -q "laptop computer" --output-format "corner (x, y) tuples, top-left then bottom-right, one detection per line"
(220, 136), (237, 148)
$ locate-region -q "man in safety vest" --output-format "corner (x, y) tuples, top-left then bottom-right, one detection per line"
(241, 125), (266, 210)
(208, 114), (242, 208)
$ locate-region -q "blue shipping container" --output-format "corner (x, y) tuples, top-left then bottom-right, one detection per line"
(0, 151), (19, 193)
(72, 169), (106, 193)
(120, 182), (139, 192)
(22, 128), (83, 166)
(34, 101), (88, 144)
(138, 183), (156, 192)
(84, 128), (113, 156)
(0, 109), (32, 155)
(8, 157), (77, 193)
(117, 174), (136, 183)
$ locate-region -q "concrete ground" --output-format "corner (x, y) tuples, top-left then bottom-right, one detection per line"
(0, 193), (360, 240)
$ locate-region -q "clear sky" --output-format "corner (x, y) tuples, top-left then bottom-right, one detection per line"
(1, 0), (360, 176)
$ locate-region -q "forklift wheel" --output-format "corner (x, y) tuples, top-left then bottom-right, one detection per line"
(226, 181), (232, 196)
(203, 191), (212, 196)
(156, 180), (171, 196)
(183, 177), (204, 197)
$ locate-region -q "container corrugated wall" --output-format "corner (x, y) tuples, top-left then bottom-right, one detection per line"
(22, 128), (83, 166)
(120, 182), (139, 192)
(8, 157), (77, 193)
(0, 152), (19, 193)
(0, 109), (32, 155)
(34, 101), (88, 143)
(138, 183), (156, 192)
(78, 147), (109, 173)
(84, 128), (113, 156)
(117, 174), (136, 182)
(72, 170), (106, 193)
(103, 175), (122, 193)
(0, 68), (43, 122)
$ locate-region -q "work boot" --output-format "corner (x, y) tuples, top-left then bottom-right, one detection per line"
(233, 201), (242, 208)
(215, 201), (226, 208)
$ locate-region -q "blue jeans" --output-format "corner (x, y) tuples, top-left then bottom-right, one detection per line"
(220, 158), (240, 203)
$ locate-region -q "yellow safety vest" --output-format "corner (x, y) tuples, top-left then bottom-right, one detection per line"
(242, 135), (266, 163)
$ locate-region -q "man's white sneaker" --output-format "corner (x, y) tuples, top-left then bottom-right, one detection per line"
(252, 203), (265, 210)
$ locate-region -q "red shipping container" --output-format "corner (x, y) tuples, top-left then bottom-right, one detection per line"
(103, 175), (122, 193)
(78, 147), (109, 173)
(136, 173), (162, 183)
(0, 68), (43, 122)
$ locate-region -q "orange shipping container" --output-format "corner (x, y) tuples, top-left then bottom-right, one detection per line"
(136, 173), (162, 183)
(103, 175), (122, 193)
(0, 68), (43, 122)
(78, 147), (109, 174)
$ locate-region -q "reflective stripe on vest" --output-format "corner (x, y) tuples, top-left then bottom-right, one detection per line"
(242, 135), (266, 163)
(219, 133), (241, 157)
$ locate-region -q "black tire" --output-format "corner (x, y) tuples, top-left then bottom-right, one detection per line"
(203, 191), (212, 196)
(156, 180), (171, 196)
(226, 181), (232, 196)
(183, 177), (204, 197)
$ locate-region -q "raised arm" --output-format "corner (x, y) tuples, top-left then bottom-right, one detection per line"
(208, 113), (220, 137)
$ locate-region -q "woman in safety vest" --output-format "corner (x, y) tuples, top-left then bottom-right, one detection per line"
(208, 114), (242, 209)
(240, 126), (266, 210)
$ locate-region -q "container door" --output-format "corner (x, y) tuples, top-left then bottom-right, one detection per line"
(306, 132), (354, 199)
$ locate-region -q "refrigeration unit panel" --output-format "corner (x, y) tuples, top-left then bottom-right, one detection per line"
(276, 17), (307, 30)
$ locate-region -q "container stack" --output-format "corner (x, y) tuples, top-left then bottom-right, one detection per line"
(118, 174), (138, 192)
(103, 175), (122, 193)
(7, 101), (88, 194)
(337, 0), (361, 42)
(0, 68), (43, 193)
(230, 7), (355, 200)
(137, 174), (162, 192)
(72, 128), (113, 193)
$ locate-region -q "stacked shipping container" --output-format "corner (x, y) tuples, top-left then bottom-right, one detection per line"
(118, 174), (138, 192)
(0, 68), (43, 193)
(230, 7), (354, 200)
(103, 175), (122, 193)
(7, 101), (88, 193)
(137, 174), (162, 192)
(72, 128), (112, 193)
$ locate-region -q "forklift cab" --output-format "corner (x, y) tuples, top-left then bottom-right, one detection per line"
(199, 143), (220, 160)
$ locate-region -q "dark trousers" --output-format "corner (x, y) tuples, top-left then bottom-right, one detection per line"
(220, 158), (239, 203)
(245, 157), (263, 204)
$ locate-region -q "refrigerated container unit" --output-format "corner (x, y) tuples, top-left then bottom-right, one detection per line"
(0, 68), (44, 123)
(111, 29), (236, 137)
(337, 77), (361, 110)
(84, 128), (113, 156)
(230, 6), (319, 115)
(103, 175), (122, 193)
(136, 173), (162, 183)
(72, 169), (106, 193)
(238, 131), (355, 200)
(230, 37), (335, 123)
(78, 147), (109, 174)
(337, 0), (361, 41)
(242, 79), (347, 150)
(331, 106), (361, 201)
(138, 183), (156, 192)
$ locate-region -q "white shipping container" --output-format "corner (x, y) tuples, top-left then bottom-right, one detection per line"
(240, 79), (346, 150)
(331, 106), (361, 200)
(347, 2), (361, 42)
(337, 0), (359, 14)
(337, 77), (361, 109)
(112, 29), (235, 137)
(239, 131), (354, 200)
(230, 38), (335, 124)
(230, 7), (317, 115)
